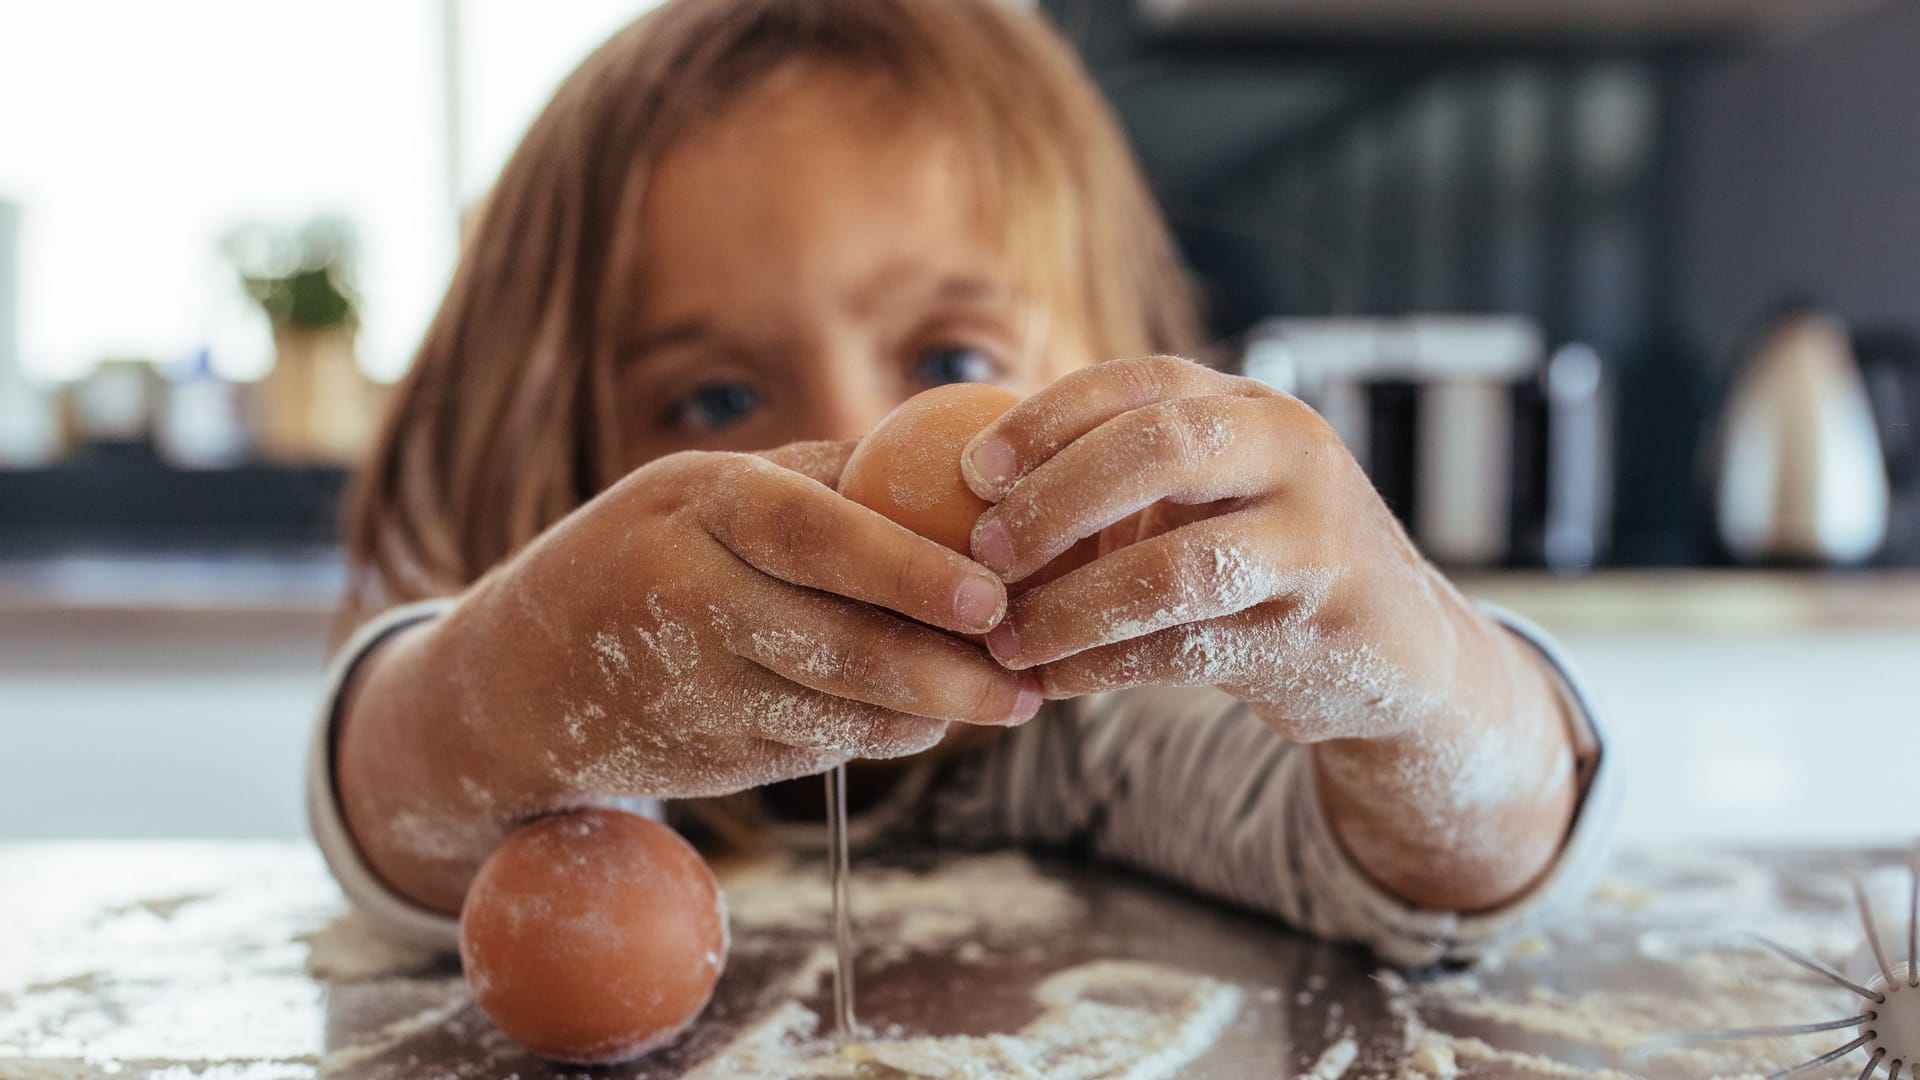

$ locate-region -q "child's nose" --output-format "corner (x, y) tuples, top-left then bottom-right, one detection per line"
(808, 373), (898, 443)
(814, 401), (893, 443)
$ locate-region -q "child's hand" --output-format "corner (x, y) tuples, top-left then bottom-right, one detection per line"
(471, 443), (1040, 798)
(338, 440), (1039, 911)
(959, 354), (1476, 738)
(958, 356), (1577, 910)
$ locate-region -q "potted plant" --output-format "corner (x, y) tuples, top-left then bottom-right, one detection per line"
(223, 216), (373, 463)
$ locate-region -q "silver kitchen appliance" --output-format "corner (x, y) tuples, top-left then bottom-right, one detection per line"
(1712, 308), (1889, 566)
(1243, 315), (1612, 571)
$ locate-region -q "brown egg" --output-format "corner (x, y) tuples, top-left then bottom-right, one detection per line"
(840, 383), (1098, 592)
(458, 808), (727, 1064)
(839, 382), (1020, 554)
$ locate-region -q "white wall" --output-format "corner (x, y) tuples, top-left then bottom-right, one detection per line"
(0, 608), (330, 839)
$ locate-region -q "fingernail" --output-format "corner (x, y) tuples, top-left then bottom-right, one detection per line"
(1006, 675), (1043, 724)
(967, 437), (1019, 493)
(972, 518), (1016, 575)
(953, 574), (1003, 631)
(985, 619), (1021, 665)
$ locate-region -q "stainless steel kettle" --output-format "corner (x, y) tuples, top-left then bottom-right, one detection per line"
(1713, 308), (1889, 565)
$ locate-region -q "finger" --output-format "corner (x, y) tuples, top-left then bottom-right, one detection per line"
(743, 698), (951, 762)
(986, 517), (1305, 669)
(1030, 603), (1386, 742)
(972, 394), (1321, 582)
(707, 569), (1042, 727)
(755, 438), (858, 488)
(706, 455), (1008, 634)
(749, 716), (948, 784)
(960, 355), (1265, 500)
(713, 678), (949, 761)
(1029, 606), (1275, 700)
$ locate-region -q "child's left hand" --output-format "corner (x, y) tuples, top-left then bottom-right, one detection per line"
(960, 355), (1578, 910)
(962, 355), (1484, 738)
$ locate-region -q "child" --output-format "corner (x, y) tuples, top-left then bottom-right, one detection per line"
(310, 0), (1615, 967)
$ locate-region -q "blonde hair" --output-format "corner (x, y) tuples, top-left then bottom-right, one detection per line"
(344, 0), (1202, 624)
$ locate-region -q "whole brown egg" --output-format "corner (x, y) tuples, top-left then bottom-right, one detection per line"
(458, 808), (726, 1064)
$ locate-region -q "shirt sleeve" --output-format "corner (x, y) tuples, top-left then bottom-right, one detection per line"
(308, 600), (669, 949)
(306, 597), (465, 950)
(920, 601), (1621, 967)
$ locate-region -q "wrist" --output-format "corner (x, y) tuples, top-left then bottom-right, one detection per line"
(337, 591), (538, 914)
(1312, 611), (1578, 911)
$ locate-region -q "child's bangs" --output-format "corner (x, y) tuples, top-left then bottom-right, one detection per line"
(906, 68), (1088, 348)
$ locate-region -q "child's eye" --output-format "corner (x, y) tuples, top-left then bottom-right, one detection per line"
(912, 345), (1000, 387)
(669, 381), (764, 432)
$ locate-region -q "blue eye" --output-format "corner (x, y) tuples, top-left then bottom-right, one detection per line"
(913, 345), (999, 387)
(671, 382), (763, 431)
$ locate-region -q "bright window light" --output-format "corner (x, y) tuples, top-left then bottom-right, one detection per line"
(0, 1), (659, 386)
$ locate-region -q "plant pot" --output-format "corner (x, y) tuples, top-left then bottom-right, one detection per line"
(255, 326), (376, 464)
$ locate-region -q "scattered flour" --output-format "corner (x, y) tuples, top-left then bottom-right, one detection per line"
(784, 943), (837, 998)
(1402, 1042), (1458, 1080)
(1381, 971), (1631, 1080)
(1591, 878), (1655, 909)
(0, 1058), (319, 1079)
(1297, 1033), (1359, 1080)
(315, 993), (468, 1075)
(681, 959), (1241, 1080)
(723, 852), (1082, 953)
(1378, 936), (1871, 1080)
(298, 912), (438, 981)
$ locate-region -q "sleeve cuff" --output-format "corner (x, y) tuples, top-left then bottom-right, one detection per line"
(305, 598), (465, 952)
(1289, 601), (1622, 967)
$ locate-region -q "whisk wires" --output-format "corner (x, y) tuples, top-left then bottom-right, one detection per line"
(1629, 1016), (1873, 1061)
(1909, 846), (1918, 988)
(1856, 879), (1899, 991)
(1750, 932), (1886, 1005)
(1763, 1033), (1875, 1080)
(1640, 849), (1920, 1080)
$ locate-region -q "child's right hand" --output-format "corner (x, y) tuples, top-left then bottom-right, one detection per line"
(353, 438), (1032, 802)
(339, 440), (1038, 910)
(524, 443), (1040, 795)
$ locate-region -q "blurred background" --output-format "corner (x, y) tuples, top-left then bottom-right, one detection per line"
(2, 1), (1915, 847)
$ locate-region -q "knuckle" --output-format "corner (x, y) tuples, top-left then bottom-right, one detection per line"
(836, 620), (901, 698)
(1150, 540), (1207, 608)
(962, 670), (1007, 724)
(890, 544), (937, 611)
(865, 716), (947, 759)
(1111, 355), (1165, 408)
(758, 487), (836, 572)
(1279, 394), (1342, 448)
(693, 453), (759, 527)
(837, 632), (880, 690)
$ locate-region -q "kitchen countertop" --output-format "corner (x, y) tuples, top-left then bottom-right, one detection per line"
(6, 552), (1920, 635)
(1457, 570), (1920, 634)
(1, 841), (1909, 1079)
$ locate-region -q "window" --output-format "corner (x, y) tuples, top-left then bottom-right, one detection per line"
(0, 1), (657, 386)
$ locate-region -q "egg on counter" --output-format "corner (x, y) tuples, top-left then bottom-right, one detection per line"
(458, 808), (728, 1064)
(839, 381), (1096, 590)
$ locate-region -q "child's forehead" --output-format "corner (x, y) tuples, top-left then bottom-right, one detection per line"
(627, 65), (1073, 323)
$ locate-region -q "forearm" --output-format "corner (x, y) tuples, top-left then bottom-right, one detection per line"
(1311, 612), (1579, 913)
(334, 585), (554, 915)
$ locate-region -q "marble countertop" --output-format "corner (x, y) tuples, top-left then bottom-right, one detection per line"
(0, 842), (1909, 1079)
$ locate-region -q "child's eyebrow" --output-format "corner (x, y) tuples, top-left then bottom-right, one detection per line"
(854, 272), (1017, 319)
(622, 318), (717, 361)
